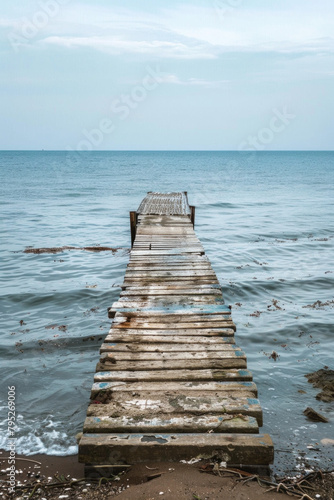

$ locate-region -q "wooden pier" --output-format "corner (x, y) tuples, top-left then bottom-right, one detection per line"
(79, 192), (274, 473)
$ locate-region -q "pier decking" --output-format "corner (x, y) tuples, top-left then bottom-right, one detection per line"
(79, 192), (274, 472)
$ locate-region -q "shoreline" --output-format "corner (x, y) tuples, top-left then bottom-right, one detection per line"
(1, 450), (333, 499)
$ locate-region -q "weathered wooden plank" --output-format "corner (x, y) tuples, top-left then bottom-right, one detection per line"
(96, 357), (247, 371)
(129, 256), (209, 262)
(136, 226), (194, 229)
(136, 227), (195, 233)
(111, 304), (231, 316)
(124, 271), (213, 276)
(100, 343), (240, 353)
(112, 313), (232, 321)
(134, 241), (199, 245)
(116, 286), (221, 292)
(100, 350), (246, 364)
(130, 251), (205, 256)
(112, 320), (235, 330)
(138, 229), (197, 233)
(133, 245), (202, 249)
(137, 223), (194, 227)
(91, 380), (258, 397)
(138, 213), (191, 218)
(123, 269), (216, 274)
(87, 393), (262, 426)
(121, 284), (220, 292)
(137, 225), (194, 229)
(138, 217), (191, 221)
(128, 262), (208, 266)
(127, 269), (213, 275)
(122, 279), (218, 284)
(79, 433), (274, 465)
(99, 350), (246, 362)
(94, 368), (253, 383)
(120, 289), (222, 296)
(113, 317), (234, 325)
(125, 270), (216, 277)
(124, 264), (212, 270)
(112, 299), (225, 308)
(103, 334), (235, 344)
(131, 236), (200, 245)
(132, 249), (205, 254)
(121, 280), (220, 287)
(83, 415), (259, 434)
(133, 246), (201, 249)
(110, 304), (231, 316)
(122, 281), (219, 288)
(133, 239), (200, 244)
(111, 299), (226, 309)
(106, 328), (235, 337)
(129, 262), (207, 266)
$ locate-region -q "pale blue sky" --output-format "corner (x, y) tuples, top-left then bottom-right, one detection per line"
(1, 0), (333, 150)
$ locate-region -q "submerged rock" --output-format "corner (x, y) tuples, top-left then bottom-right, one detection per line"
(305, 368), (334, 402)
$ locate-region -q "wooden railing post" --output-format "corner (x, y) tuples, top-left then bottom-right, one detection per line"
(130, 211), (137, 247)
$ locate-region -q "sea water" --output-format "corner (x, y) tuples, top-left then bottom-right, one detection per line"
(1, 151), (333, 474)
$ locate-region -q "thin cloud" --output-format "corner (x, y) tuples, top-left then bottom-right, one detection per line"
(157, 73), (230, 87)
(41, 35), (216, 59)
(3, 3), (334, 59)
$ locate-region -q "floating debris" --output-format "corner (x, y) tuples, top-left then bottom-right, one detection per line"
(268, 299), (283, 310)
(303, 300), (334, 309)
(303, 407), (328, 423)
(45, 324), (67, 332)
(84, 307), (100, 316)
(269, 351), (279, 361)
(24, 246), (124, 254)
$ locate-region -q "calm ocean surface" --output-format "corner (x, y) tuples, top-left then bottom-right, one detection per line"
(1, 151), (333, 474)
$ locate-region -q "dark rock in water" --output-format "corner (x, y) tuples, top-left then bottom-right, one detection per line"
(303, 407), (328, 423)
(305, 369), (334, 402)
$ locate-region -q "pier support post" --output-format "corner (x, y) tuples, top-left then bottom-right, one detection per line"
(190, 205), (195, 228)
(130, 211), (137, 248)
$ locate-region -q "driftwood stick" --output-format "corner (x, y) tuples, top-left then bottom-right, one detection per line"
(0, 457), (42, 465)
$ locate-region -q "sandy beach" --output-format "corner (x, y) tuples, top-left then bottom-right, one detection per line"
(1, 450), (333, 500)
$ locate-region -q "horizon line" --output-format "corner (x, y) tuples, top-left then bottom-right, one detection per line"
(0, 149), (333, 153)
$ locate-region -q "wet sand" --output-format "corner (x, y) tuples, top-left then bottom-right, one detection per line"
(1, 450), (333, 500)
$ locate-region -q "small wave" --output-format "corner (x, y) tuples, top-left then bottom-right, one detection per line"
(198, 202), (237, 209)
(0, 334), (106, 356)
(2, 288), (116, 308)
(0, 415), (78, 456)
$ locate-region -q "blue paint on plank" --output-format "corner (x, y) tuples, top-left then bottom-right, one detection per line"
(247, 398), (259, 405)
